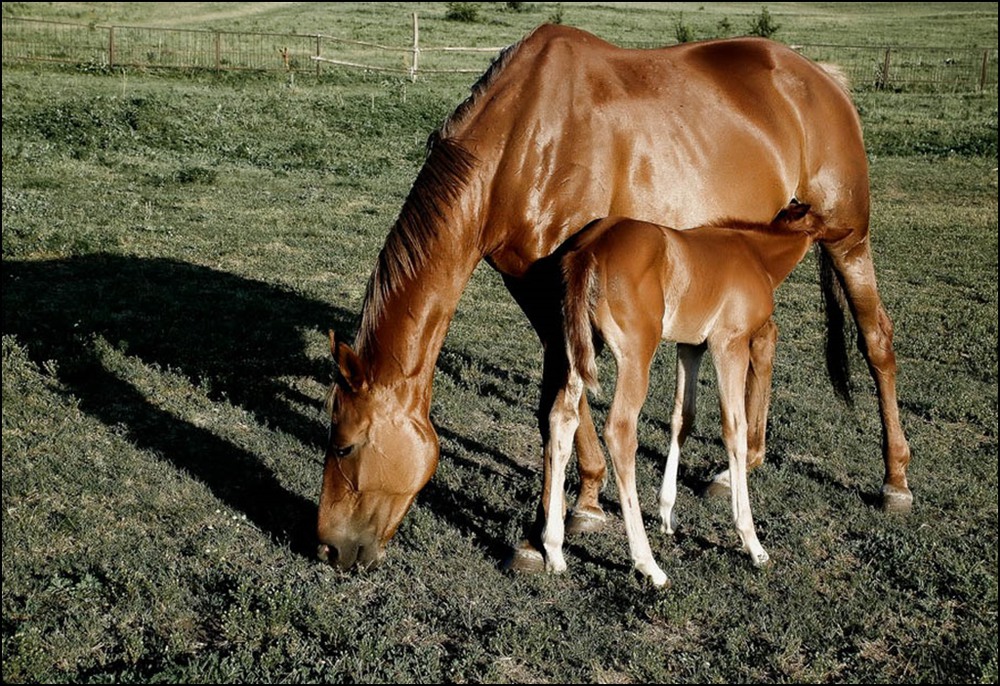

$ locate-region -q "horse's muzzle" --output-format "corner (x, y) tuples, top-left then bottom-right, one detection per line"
(316, 541), (384, 571)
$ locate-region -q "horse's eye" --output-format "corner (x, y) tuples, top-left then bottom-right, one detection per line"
(331, 444), (352, 459)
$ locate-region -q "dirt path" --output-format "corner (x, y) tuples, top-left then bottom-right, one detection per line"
(132, 2), (304, 28)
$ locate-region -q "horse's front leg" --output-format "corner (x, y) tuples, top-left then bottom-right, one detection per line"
(539, 373), (585, 573)
(713, 340), (769, 567)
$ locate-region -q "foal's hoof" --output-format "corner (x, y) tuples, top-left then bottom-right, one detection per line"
(880, 483), (913, 513)
(503, 540), (546, 574)
(565, 505), (607, 535)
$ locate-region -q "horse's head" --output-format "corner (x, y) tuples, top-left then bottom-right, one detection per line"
(316, 333), (439, 570)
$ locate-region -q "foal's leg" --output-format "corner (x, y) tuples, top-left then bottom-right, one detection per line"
(713, 339), (769, 567)
(659, 343), (705, 535)
(705, 318), (778, 498)
(540, 373), (585, 574)
(605, 347), (669, 587)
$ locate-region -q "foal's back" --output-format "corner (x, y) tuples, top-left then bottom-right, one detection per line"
(576, 215), (810, 345)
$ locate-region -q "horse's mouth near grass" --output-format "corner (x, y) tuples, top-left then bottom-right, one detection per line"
(316, 542), (384, 571)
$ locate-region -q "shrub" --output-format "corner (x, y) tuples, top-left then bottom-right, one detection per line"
(748, 6), (780, 38)
(445, 3), (480, 22)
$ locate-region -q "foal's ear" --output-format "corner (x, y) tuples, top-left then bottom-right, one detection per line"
(774, 201), (811, 223)
(329, 330), (367, 394)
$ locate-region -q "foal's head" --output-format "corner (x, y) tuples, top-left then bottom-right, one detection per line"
(768, 201), (849, 243)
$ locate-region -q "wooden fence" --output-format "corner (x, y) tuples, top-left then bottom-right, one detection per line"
(2, 15), (997, 92)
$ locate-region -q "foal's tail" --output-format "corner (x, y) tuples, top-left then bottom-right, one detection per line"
(818, 245), (854, 404)
(562, 250), (601, 393)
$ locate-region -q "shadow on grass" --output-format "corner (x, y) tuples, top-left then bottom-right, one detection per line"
(1, 254), (553, 562)
(3, 255), (351, 556)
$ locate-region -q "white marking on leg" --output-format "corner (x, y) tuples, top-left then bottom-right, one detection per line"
(660, 345), (702, 534)
(541, 376), (583, 574)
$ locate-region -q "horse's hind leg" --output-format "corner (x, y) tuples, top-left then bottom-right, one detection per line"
(605, 346), (669, 587)
(501, 272), (608, 575)
(659, 342), (705, 534)
(713, 339), (769, 567)
(705, 318), (777, 499)
(565, 395), (609, 533)
(823, 239), (912, 511)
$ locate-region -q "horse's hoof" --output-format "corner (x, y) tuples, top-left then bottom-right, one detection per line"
(880, 483), (913, 513)
(503, 541), (546, 573)
(635, 565), (672, 589)
(702, 478), (730, 499)
(659, 509), (679, 535)
(565, 505), (607, 535)
(752, 551), (771, 568)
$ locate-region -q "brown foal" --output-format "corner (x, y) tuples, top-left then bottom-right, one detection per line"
(543, 202), (848, 586)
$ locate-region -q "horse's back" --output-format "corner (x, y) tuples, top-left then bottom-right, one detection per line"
(447, 25), (869, 274)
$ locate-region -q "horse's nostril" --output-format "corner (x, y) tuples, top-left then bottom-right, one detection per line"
(317, 544), (333, 563)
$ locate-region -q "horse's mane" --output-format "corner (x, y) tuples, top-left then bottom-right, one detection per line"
(355, 35), (532, 358)
(355, 136), (477, 357)
(440, 33), (529, 138)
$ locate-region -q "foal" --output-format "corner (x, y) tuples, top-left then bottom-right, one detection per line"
(542, 202), (845, 587)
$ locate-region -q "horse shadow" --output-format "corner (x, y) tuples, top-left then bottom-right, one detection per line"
(1, 255), (520, 560)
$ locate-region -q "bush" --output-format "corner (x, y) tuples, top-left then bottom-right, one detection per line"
(445, 2), (480, 22)
(748, 6), (780, 38)
(674, 13), (695, 43)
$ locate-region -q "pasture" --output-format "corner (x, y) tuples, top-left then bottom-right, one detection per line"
(2, 2), (998, 683)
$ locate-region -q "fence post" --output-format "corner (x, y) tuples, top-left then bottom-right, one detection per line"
(315, 34), (321, 76)
(214, 31), (221, 70)
(878, 47), (891, 90)
(981, 49), (989, 92)
(410, 12), (419, 82)
(108, 25), (115, 68)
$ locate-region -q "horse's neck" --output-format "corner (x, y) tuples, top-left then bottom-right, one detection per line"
(354, 217), (481, 406)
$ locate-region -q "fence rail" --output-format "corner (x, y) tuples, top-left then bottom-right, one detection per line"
(3, 15), (997, 92)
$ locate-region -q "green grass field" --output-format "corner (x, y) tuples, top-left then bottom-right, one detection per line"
(2, 3), (998, 683)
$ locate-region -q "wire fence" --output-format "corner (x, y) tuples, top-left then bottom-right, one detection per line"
(3, 15), (997, 93)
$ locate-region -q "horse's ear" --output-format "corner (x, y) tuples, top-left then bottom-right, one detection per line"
(329, 330), (367, 394)
(774, 201), (811, 223)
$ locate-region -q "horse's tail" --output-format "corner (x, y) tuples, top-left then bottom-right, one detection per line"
(562, 250), (601, 393)
(818, 244), (854, 404)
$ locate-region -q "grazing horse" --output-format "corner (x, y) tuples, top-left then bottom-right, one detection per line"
(317, 24), (912, 572)
(543, 202), (848, 585)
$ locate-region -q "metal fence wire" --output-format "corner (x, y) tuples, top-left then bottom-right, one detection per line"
(3, 16), (997, 92)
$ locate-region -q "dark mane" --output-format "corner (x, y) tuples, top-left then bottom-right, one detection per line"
(440, 33), (527, 138)
(355, 35), (533, 358)
(355, 135), (477, 358)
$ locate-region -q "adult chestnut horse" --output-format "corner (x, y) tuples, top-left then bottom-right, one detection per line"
(317, 24), (912, 571)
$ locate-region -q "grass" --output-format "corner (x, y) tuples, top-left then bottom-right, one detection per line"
(2, 2), (998, 684)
